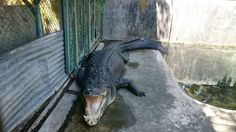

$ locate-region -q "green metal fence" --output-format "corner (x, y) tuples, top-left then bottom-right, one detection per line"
(0, 0), (61, 54)
(62, 0), (104, 74)
(0, 0), (104, 74)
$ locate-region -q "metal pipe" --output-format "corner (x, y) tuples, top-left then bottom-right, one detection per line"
(34, 0), (44, 38)
(62, 0), (71, 74)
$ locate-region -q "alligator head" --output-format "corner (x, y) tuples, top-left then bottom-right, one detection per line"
(82, 81), (115, 126)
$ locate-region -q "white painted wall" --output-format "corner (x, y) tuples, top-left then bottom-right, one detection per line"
(170, 0), (236, 46)
(103, 0), (236, 84)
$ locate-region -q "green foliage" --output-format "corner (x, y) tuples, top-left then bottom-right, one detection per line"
(179, 76), (236, 110)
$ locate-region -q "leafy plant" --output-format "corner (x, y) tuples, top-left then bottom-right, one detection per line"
(180, 76), (236, 110)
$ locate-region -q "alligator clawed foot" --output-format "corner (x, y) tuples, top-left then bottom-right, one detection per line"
(137, 91), (146, 97)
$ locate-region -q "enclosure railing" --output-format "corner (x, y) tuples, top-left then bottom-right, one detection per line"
(0, 0), (104, 131)
(62, 0), (104, 74)
(0, 0), (104, 74)
(0, 0), (61, 54)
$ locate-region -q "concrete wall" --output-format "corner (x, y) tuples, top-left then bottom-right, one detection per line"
(103, 0), (236, 85)
(170, 0), (236, 46)
(103, 0), (172, 40)
(167, 0), (236, 84)
(0, 32), (68, 131)
(166, 45), (236, 85)
(104, 0), (236, 46)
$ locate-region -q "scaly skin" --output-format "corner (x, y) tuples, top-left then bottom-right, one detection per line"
(76, 38), (167, 126)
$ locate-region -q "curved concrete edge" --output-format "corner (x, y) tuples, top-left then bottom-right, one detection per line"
(163, 50), (236, 132)
(119, 50), (236, 132)
(185, 93), (236, 132)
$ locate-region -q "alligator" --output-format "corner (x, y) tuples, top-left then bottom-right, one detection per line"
(76, 38), (167, 126)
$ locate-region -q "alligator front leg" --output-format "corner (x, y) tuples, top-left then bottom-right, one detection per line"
(117, 79), (146, 97)
(76, 58), (87, 87)
(117, 51), (129, 63)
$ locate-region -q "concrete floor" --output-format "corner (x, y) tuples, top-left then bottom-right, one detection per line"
(62, 50), (236, 132)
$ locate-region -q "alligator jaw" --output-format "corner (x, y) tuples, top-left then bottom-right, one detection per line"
(83, 93), (107, 126)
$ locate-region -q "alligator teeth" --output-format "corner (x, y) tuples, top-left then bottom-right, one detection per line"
(101, 92), (106, 96)
(83, 115), (89, 122)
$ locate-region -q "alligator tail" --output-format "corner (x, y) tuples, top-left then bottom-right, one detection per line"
(119, 38), (167, 53)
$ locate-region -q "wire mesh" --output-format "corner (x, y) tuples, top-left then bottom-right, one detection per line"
(40, 0), (60, 34)
(0, 0), (61, 54)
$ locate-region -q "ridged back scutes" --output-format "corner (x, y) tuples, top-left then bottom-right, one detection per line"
(119, 38), (167, 53)
(85, 47), (116, 91)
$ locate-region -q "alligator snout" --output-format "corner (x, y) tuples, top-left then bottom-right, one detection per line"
(83, 94), (107, 126)
(83, 115), (100, 126)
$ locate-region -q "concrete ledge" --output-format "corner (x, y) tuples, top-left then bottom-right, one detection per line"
(38, 93), (77, 132)
(62, 50), (236, 132)
(166, 44), (236, 85)
(27, 78), (71, 132)
(189, 96), (236, 132)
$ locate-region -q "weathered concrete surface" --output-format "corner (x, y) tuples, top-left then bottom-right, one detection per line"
(103, 0), (236, 46)
(28, 79), (70, 132)
(68, 81), (80, 92)
(38, 93), (77, 132)
(166, 44), (236, 85)
(103, 0), (171, 40)
(63, 50), (236, 132)
(193, 99), (236, 132)
(118, 51), (214, 132)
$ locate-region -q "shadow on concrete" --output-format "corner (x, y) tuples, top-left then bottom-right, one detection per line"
(198, 101), (236, 132)
(0, 117), (3, 132)
(0, 101), (3, 132)
(61, 94), (136, 132)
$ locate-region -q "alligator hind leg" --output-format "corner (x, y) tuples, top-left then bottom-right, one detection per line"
(117, 79), (145, 97)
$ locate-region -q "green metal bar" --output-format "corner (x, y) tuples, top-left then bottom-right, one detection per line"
(100, 0), (104, 39)
(73, 0), (79, 65)
(62, 0), (71, 74)
(22, 0), (35, 14)
(92, 0), (95, 40)
(78, 0), (83, 58)
(84, 0), (89, 53)
(81, 0), (85, 54)
(79, 0), (84, 57)
(22, 0), (44, 38)
(88, 0), (92, 49)
(87, 0), (91, 52)
(61, 0), (105, 74)
(34, 0), (44, 38)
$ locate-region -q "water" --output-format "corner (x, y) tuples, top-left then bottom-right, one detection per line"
(127, 62), (140, 69)
(61, 94), (136, 132)
(179, 78), (236, 110)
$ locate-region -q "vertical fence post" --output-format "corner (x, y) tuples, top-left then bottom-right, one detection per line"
(62, 0), (104, 74)
(62, 0), (71, 74)
(91, 0), (95, 42)
(73, 0), (79, 64)
(88, 0), (92, 49)
(99, 0), (104, 39)
(34, 0), (44, 38)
